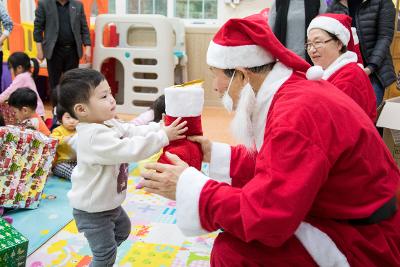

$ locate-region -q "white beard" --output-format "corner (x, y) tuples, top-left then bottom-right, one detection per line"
(230, 83), (257, 148)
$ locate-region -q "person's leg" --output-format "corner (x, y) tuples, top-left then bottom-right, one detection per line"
(0, 51), (3, 92)
(62, 46), (80, 72)
(211, 232), (317, 267)
(52, 161), (77, 180)
(114, 207), (131, 246)
(370, 75), (384, 107)
(73, 208), (121, 267)
(46, 48), (64, 101)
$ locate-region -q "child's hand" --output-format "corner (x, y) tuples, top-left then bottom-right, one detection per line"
(163, 117), (188, 141)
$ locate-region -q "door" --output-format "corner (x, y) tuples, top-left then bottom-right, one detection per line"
(385, 0), (400, 98)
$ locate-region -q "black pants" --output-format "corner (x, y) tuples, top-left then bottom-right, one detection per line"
(0, 51), (3, 91)
(47, 45), (79, 101)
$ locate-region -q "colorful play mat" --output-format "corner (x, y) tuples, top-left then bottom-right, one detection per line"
(22, 159), (216, 266)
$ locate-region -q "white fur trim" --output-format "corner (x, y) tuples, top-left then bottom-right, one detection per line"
(295, 222), (350, 267)
(321, 51), (358, 80)
(351, 27), (359, 45)
(206, 41), (275, 69)
(165, 84), (204, 117)
(251, 62), (293, 151)
(307, 16), (350, 46)
(176, 167), (210, 236)
(209, 142), (232, 184)
(306, 66), (324, 80)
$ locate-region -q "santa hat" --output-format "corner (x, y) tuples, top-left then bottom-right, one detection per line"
(164, 82), (204, 135)
(307, 13), (354, 52)
(206, 14), (310, 73)
(306, 14), (362, 80)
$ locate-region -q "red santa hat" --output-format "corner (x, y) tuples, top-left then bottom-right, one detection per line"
(206, 14), (310, 72)
(307, 13), (354, 52)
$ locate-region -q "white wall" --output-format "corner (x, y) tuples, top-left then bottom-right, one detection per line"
(218, 0), (271, 23)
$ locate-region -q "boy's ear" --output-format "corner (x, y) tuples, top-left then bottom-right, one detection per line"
(74, 103), (87, 118)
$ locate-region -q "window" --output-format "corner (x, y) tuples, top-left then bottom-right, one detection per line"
(126, 0), (168, 16)
(122, 0), (217, 19)
(175, 0), (217, 19)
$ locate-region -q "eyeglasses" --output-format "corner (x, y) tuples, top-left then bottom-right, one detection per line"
(304, 39), (333, 51)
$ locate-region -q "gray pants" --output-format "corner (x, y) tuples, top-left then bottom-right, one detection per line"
(73, 206), (131, 267)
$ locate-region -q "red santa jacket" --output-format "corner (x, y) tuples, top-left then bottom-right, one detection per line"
(199, 72), (400, 266)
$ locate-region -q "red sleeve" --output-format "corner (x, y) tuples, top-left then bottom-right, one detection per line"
(199, 128), (331, 247)
(230, 145), (257, 188)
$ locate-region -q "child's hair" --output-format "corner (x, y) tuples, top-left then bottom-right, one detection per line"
(8, 87), (38, 110)
(0, 112), (4, 126)
(152, 94), (165, 123)
(55, 105), (69, 122)
(59, 68), (105, 119)
(8, 52), (39, 78)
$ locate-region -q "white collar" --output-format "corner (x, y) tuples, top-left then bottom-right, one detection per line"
(322, 51), (358, 80)
(252, 62), (293, 151)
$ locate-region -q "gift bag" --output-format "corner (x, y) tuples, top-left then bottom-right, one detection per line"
(0, 126), (58, 209)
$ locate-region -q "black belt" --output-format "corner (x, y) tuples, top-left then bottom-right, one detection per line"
(349, 196), (397, 225)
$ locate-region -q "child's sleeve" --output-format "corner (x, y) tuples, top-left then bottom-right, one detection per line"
(118, 120), (162, 138)
(0, 78), (20, 103)
(84, 126), (169, 165)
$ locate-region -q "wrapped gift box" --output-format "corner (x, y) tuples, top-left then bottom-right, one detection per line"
(0, 126), (58, 209)
(0, 218), (28, 266)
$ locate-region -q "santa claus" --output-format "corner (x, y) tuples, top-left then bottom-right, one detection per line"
(139, 14), (400, 266)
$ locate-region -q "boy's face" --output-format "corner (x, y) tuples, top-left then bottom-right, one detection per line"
(61, 112), (79, 131)
(11, 107), (33, 122)
(74, 80), (116, 123)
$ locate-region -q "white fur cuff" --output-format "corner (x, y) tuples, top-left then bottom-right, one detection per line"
(209, 142), (232, 184)
(176, 167), (210, 236)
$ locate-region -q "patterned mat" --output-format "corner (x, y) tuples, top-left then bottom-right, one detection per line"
(26, 171), (216, 266)
(8, 176), (73, 255)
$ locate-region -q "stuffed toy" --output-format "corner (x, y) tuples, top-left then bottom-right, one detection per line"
(158, 81), (204, 170)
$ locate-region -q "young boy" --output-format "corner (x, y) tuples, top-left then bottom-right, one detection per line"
(58, 68), (187, 266)
(8, 87), (51, 136)
(50, 105), (79, 180)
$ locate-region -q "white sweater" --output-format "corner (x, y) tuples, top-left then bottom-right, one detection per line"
(68, 119), (169, 212)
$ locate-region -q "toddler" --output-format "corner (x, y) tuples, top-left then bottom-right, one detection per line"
(58, 68), (187, 266)
(0, 52), (44, 117)
(50, 105), (78, 179)
(8, 87), (50, 136)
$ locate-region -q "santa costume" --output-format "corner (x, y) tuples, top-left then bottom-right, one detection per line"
(158, 82), (204, 170)
(173, 14), (400, 266)
(307, 13), (377, 122)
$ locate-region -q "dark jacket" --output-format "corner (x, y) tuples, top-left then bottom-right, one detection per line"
(353, 0), (396, 88)
(33, 0), (91, 59)
(327, 1), (349, 15)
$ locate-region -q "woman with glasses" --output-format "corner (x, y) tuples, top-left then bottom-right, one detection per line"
(306, 13), (377, 122)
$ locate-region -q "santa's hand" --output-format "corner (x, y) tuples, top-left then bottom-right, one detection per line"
(137, 152), (188, 200)
(188, 135), (212, 162)
(163, 117), (188, 141)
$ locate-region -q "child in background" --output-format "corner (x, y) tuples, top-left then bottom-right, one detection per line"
(58, 68), (188, 266)
(0, 52), (44, 117)
(50, 105), (78, 180)
(8, 87), (50, 136)
(131, 94), (165, 125)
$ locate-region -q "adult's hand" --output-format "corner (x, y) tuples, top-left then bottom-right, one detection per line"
(363, 67), (372, 76)
(139, 152), (189, 200)
(36, 48), (44, 62)
(84, 46), (91, 63)
(188, 135), (212, 162)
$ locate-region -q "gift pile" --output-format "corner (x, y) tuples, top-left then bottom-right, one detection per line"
(0, 126), (58, 209)
(0, 103), (16, 125)
(0, 218), (28, 266)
